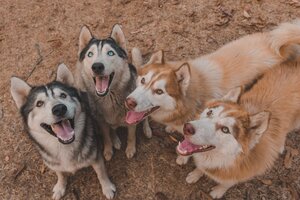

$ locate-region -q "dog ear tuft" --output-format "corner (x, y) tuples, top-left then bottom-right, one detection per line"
(221, 87), (242, 103)
(146, 50), (164, 65)
(111, 24), (127, 53)
(79, 25), (93, 55)
(175, 63), (191, 96)
(56, 63), (74, 86)
(10, 77), (32, 109)
(131, 47), (143, 68)
(248, 111), (270, 149)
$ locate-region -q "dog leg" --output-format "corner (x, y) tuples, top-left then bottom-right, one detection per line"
(92, 160), (116, 199)
(111, 129), (121, 150)
(143, 118), (152, 138)
(126, 125), (137, 158)
(210, 182), (235, 199)
(176, 155), (190, 165)
(186, 168), (204, 184)
(165, 125), (176, 133)
(52, 171), (67, 200)
(102, 123), (113, 161)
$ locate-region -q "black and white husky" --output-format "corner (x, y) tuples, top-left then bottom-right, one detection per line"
(10, 64), (116, 200)
(76, 24), (152, 160)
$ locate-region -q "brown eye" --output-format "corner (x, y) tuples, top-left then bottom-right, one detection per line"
(141, 77), (145, 84)
(207, 110), (213, 117)
(36, 101), (44, 107)
(60, 93), (67, 99)
(155, 89), (164, 95)
(221, 126), (230, 134)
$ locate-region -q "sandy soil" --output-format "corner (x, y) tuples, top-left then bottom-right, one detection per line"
(1, 0), (300, 200)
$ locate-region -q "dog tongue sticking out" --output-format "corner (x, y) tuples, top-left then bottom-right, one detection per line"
(51, 119), (74, 142)
(126, 111), (147, 124)
(177, 139), (215, 155)
(95, 76), (109, 94)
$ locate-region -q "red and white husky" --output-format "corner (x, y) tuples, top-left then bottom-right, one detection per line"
(177, 60), (300, 198)
(125, 20), (300, 163)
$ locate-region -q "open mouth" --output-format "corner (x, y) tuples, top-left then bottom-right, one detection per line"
(125, 106), (160, 125)
(40, 119), (75, 144)
(93, 72), (115, 96)
(176, 138), (215, 156)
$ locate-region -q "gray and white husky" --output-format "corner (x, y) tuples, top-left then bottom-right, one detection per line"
(10, 64), (116, 200)
(76, 25), (152, 160)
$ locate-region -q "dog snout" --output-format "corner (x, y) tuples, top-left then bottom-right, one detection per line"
(183, 123), (195, 135)
(125, 98), (137, 110)
(52, 104), (67, 117)
(92, 62), (105, 74)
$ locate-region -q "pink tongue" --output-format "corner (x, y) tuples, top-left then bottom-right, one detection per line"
(52, 120), (74, 141)
(126, 111), (147, 124)
(178, 139), (201, 153)
(95, 76), (109, 93)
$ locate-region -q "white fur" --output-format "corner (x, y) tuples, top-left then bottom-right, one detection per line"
(189, 106), (243, 169)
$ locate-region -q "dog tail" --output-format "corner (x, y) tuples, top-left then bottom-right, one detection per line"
(269, 19), (300, 60)
(131, 47), (143, 67)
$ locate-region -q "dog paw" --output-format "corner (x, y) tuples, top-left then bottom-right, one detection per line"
(104, 148), (113, 161)
(52, 182), (66, 200)
(186, 169), (203, 184)
(113, 136), (121, 150)
(143, 123), (152, 138)
(165, 126), (176, 133)
(210, 185), (228, 199)
(126, 146), (136, 159)
(176, 155), (189, 165)
(102, 182), (116, 199)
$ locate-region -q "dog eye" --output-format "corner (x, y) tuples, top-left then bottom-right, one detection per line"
(107, 50), (115, 56)
(60, 93), (67, 99)
(36, 101), (44, 107)
(155, 89), (164, 95)
(221, 126), (230, 134)
(87, 52), (94, 57)
(207, 110), (213, 117)
(141, 77), (145, 84)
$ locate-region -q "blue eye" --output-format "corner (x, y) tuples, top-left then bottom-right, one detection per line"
(107, 50), (115, 56)
(87, 52), (94, 57)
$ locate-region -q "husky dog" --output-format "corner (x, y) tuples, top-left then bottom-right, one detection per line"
(76, 25), (152, 161)
(10, 64), (116, 200)
(177, 60), (300, 198)
(125, 20), (300, 164)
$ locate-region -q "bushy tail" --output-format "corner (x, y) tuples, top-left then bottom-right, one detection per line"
(269, 19), (300, 60)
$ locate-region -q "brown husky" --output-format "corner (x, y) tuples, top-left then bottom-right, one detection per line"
(177, 61), (300, 198)
(125, 20), (300, 164)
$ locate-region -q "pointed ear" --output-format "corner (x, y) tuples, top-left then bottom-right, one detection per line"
(175, 63), (191, 96)
(248, 111), (270, 149)
(131, 47), (143, 68)
(222, 87), (242, 103)
(56, 63), (74, 86)
(111, 24), (127, 52)
(79, 25), (93, 55)
(10, 77), (32, 109)
(146, 50), (164, 65)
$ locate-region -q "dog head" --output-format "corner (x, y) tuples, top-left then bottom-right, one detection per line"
(78, 24), (129, 96)
(125, 48), (191, 124)
(177, 87), (270, 165)
(11, 64), (83, 144)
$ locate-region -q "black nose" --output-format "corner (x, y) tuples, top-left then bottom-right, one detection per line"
(52, 104), (67, 117)
(92, 63), (105, 74)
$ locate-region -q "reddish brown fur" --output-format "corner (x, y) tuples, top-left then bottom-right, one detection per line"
(202, 61), (300, 185)
(137, 21), (300, 133)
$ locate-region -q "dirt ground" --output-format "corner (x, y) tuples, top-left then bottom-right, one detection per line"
(1, 0), (300, 199)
